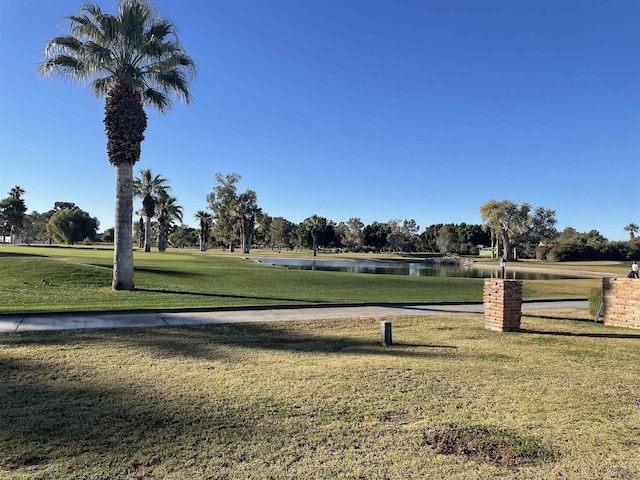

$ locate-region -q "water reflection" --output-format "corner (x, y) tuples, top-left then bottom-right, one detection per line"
(252, 258), (577, 280)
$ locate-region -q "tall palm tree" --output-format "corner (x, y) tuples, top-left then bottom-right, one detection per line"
(155, 191), (183, 252)
(194, 210), (212, 252)
(133, 169), (169, 252)
(40, 0), (196, 290)
(624, 223), (639, 240)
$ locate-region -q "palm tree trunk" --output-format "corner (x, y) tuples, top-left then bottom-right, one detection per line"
(144, 215), (152, 252)
(138, 218), (145, 248)
(112, 162), (135, 290)
(157, 223), (166, 252)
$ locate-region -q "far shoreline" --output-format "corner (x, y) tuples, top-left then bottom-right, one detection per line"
(242, 252), (622, 279)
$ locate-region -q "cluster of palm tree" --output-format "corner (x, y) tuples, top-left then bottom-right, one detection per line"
(133, 169), (183, 252)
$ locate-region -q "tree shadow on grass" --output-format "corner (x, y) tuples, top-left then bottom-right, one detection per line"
(394, 304), (482, 314)
(523, 313), (598, 323)
(87, 264), (204, 278)
(519, 328), (640, 340)
(119, 321), (459, 361)
(0, 356), (270, 474)
(133, 287), (328, 304)
(0, 322), (459, 473)
(134, 266), (199, 277)
(0, 252), (43, 258)
(1, 320), (459, 364)
(521, 314), (640, 339)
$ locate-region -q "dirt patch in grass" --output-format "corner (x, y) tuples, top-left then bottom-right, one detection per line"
(423, 424), (555, 467)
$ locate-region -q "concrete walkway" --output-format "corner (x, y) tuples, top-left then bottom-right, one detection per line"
(0, 300), (589, 333)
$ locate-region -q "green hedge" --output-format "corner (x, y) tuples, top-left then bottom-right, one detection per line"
(588, 287), (604, 316)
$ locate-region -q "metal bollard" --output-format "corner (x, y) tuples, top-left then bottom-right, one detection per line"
(381, 321), (392, 346)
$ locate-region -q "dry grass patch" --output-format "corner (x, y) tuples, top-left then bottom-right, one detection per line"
(1, 311), (639, 479)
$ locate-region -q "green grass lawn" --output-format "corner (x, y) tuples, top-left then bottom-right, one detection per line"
(0, 245), (609, 313)
(1, 311), (639, 479)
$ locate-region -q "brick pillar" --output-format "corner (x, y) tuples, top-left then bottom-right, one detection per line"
(484, 279), (523, 332)
(603, 277), (640, 329)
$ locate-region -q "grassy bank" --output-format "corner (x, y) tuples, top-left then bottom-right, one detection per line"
(0, 245), (609, 313)
(1, 311), (639, 478)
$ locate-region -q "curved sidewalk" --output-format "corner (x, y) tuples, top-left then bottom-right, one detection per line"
(0, 300), (588, 333)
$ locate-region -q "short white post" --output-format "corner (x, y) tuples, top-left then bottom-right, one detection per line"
(381, 321), (392, 346)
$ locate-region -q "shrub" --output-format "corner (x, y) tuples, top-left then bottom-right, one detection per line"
(547, 244), (582, 262)
(627, 238), (640, 259)
(535, 245), (550, 261)
(102, 228), (114, 243)
(588, 287), (604, 316)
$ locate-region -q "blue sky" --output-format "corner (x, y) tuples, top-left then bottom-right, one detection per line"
(1, 0), (638, 241)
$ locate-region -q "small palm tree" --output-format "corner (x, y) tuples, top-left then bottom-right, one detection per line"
(9, 186), (25, 199)
(40, 0), (196, 290)
(194, 210), (212, 252)
(136, 215), (145, 249)
(155, 192), (183, 252)
(624, 223), (639, 240)
(303, 214), (326, 257)
(134, 169), (169, 252)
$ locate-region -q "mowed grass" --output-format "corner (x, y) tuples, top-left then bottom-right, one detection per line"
(0, 245), (603, 313)
(1, 311), (639, 478)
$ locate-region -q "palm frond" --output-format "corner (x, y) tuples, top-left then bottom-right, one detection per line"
(39, 55), (88, 79)
(67, 12), (105, 44)
(145, 20), (173, 43)
(91, 76), (115, 97)
(142, 88), (171, 112)
(146, 51), (196, 76)
(96, 13), (121, 45)
(81, 41), (113, 66)
(156, 191), (183, 223)
(44, 36), (83, 56)
(119, 0), (151, 46)
(42, 0), (195, 109)
(151, 69), (191, 104)
(133, 169), (170, 197)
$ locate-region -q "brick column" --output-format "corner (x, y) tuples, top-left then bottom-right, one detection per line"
(484, 279), (523, 332)
(603, 278), (640, 329)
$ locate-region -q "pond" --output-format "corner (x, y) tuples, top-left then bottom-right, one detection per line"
(250, 258), (579, 280)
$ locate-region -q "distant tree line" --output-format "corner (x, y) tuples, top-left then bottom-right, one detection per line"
(539, 228), (640, 262)
(2, 183), (638, 261)
(0, 189), (99, 245)
(479, 198), (640, 261)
